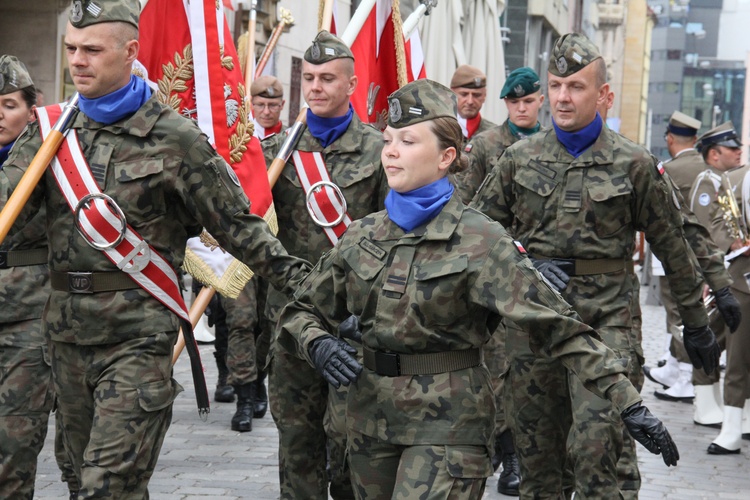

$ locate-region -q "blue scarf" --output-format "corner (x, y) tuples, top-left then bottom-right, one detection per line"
(508, 120), (540, 139)
(0, 141), (13, 167)
(78, 74), (152, 125)
(385, 177), (454, 232)
(306, 104), (353, 148)
(552, 112), (603, 158)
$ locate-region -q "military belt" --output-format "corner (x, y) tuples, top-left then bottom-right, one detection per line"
(363, 346), (482, 377)
(0, 248), (47, 269)
(50, 270), (139, 294)
(535, 256), (634, 276)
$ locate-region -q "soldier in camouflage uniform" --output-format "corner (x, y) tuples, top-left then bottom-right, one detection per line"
(277, 78), (678, 500)
(450, 65), (495, 142)
(260, 31), (389, 500)
(470, 33), (720, 499)
(0, 2), (309, 497)
(690, 122), (750, 454)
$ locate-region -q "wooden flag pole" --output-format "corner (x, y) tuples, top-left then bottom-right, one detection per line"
(243, 0), (258, 91)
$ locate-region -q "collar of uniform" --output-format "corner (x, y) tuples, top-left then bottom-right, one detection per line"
(72, 92), (161, 137)
(376, 192), (463, 242)
(674, 148), (697, 158)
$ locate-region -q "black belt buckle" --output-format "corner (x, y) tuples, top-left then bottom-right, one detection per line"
(68, 272), (94, 294)
(551, 258), (575, 276)
(0, 251), (7, 269)
(374, 351), (401, 377)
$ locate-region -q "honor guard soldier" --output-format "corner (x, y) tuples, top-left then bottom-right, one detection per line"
(470, 33), (720, 499)
(260, 30), (389, 499)
(450, 64), (495, 142)
(251, 75), (285, 139)
(0, 1), (309, 497)
(0, 54), (77, 500)
(691, 122), (750, 454)
(278, 78), (678, 499)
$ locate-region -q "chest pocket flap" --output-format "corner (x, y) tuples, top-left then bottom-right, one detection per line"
(342, 245), (385, 281)
(335, 161), (378, 188)
(586, 174), (632, 202)
(112, 158), (166, 221)
(514, 164), (557, 198)
(114, 158), (164, 182)
(586, 174), (633, 237)
(414, 255), (468, 281)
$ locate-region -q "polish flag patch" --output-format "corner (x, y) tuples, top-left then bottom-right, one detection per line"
(514, 240), (527, 254)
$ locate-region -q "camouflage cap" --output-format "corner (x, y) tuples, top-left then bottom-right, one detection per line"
(303, 30), (354, 64)
(450, 65), (486, 89)
(387, 79), (457, 129)
(0, 55), (34, 96)
(251, 75), (284, 99)
(696, 121), (742, 152)
(500, 67), (541, 99)
(666, 110), (701, 137)
(68, 0), (140, 30)
(548, 33), (602, 77)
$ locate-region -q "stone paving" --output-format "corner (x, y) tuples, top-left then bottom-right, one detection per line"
(33, 286), (750, 499)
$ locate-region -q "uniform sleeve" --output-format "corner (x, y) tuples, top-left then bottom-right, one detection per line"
(0, 123), (46, 235)
(471, 233), (641, 412)
(277, 246), (350, 365)
(452, 134), (491, 204)
(632, 156), (708, 328)
(177, 135), (310, 297)
(468, 149), (516, 228)
(681, 206), (733, 291)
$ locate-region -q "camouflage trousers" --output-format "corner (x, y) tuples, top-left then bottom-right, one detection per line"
(0, 339), (54, 499)
(505, 325), (644, 500)
(269, 347), (353, 500)
(222, 279), (259, 386)
(50, 332), (183, 499)
(347, 430), (490, 500)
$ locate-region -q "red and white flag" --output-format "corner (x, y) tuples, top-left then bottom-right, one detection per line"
(349, 0), (427, 125)
(137, 0), (275, 296)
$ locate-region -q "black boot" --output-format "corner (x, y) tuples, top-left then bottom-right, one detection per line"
(231, 383), (256, 432)
(213, 351), (235, 402)
(497, 430), (521, 496)
(253, 370), (268, 419)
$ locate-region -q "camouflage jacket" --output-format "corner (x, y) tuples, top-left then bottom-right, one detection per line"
(0, 94), (308, 345)
(279, 193), (641, 447)
(470, 126), (708, 332)
(261, 114), (389, 324)
(690, 164), (750, 295)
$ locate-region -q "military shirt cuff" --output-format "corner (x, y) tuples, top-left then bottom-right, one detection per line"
(606, 379), (642, 413)
(679, 306), (709, 330)
(706, 274), (733, 292)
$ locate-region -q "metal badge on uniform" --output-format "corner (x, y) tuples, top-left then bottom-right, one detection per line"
(388, 98), (402, 123)
(0, 73), (4, 90)
(86, 1), (102, 18)
(556, 56), (568, 75)
(70, 0), (84, 23)
(225, 163), (241, 187)
(464, 144), (473, 153)
(474, 77), (482, 87)
(699, 192), (711, 206)
(571, 52), (583, 64)
(311, 43), (321, 61)
(514, 84), (524, 96)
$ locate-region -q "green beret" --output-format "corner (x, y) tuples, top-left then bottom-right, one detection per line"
(69, 0), (140, 30)
(303, 31), (354, 64)
(548, 33), (602, 77)
(0, 55), (34, 96)
(387, 79), (457, 129)
(500, 67), (541, 99)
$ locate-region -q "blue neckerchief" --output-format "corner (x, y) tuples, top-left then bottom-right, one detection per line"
(552, 112), (603, 158)
(78, 74), (152, 125)
(0, 141), (13, 167)
(508, 120), (540, 139)
(306, 104), (354, 148)
(385, 177), (454, 232)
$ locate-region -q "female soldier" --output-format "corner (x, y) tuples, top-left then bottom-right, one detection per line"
(0, 55), (76, 499)
(278, 79), (677, 499)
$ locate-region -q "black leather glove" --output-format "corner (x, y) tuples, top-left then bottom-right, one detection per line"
(714, 286), (741, 333)
(203, 293), (222, 328)
(338, 315), (362, 343)
(308, 335), (362, 388)
(621, 403), (679, 467)
(682, 324), (721, 375)
(529, 258), (570, 293)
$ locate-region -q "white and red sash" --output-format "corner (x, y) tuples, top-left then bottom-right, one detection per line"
(292, 150), (352, 246)
(36, 104), (189, 322)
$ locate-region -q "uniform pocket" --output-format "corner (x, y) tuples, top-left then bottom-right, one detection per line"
(414, 256), (469, 326)
(111, 158), (166, 222)
(513, 167), (558, 229)
(444, 445), (493, 479)
(137, 379), (183, 413)
(586, 175), (632, 237)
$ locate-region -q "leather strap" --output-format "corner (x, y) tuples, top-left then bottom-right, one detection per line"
(363, 346), (482, 376)
(50, 270), (139, 294)
(535, 256), (634, 276)
(0, 248), (47, 269)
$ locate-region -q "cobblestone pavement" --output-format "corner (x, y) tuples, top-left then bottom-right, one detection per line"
(33, 284), (750, 499)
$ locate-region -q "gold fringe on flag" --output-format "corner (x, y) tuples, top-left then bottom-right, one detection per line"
(392, 0), (408, 88)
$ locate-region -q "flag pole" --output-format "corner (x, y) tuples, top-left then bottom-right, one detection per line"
(0, 94), (80, 245)
(254, 8), (294, 79)
(319, 0), (335, 32)
(402, 0), (438, 40)
(243, 0), (257, 90)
